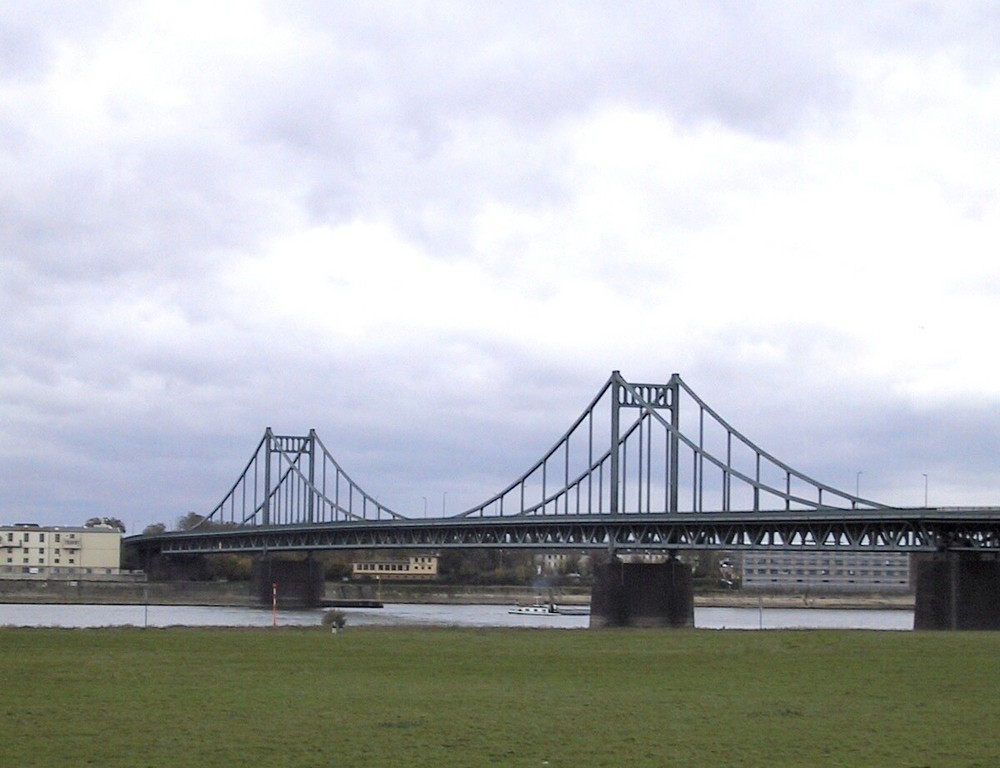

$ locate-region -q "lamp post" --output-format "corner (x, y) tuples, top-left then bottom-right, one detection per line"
(422, 496), (428, 517)
(855, 471), (862, 497)
(922, 474), (928, 507)
(442, 491), (448, 515)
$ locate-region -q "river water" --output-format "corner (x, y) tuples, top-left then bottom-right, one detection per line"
(0, 602), (913, 630)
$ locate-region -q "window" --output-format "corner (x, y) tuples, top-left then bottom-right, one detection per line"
(55, 533), (61, 543)
(39, 533), (45, 542)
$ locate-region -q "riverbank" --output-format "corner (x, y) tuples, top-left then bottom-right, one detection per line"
(0, 577), (915, 609)
(0, 579), (583, 607)
(0, 578), (255, 606)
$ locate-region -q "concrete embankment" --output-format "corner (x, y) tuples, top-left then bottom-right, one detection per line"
(0, 579), (256, 606)
(0, 578), (914, 610)
(694, 592), (914, 610)
(0, 579), (587, 607)
(331, 582), (592, 606)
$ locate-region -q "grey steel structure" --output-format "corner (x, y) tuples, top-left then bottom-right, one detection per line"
(130, 372), (1000, 556)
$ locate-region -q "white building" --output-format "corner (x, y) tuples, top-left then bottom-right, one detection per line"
(0, 524), (122, 578)
(534, 552), (590, 577)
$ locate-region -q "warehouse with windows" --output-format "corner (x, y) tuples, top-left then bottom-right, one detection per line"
(741, 550), (911, 591)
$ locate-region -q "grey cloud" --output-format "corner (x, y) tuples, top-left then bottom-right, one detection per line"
(2, 2), (998, 529)
(209, 1), (857, 250)
(266, 1), (849, 131)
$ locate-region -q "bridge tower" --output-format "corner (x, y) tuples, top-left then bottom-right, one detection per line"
(593, 373), (693, 627)
(608, 372), (681, 513)
(254, 429), (325, 607)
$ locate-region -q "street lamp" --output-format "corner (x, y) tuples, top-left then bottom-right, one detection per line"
(422, 496), (428, 517)
(922, 474), (928, 507)
(855, 471), (862, 497)
(442, 491), (448, 515)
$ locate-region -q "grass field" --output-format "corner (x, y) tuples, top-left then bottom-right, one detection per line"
(2, 626), (998, 767)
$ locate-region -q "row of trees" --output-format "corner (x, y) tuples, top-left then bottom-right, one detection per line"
(142, 511), (207, 536)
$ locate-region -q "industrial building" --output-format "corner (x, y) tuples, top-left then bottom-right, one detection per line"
(741, 550), (911, 592)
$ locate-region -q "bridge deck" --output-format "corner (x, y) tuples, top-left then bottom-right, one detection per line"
(129, 507), (1000, 555)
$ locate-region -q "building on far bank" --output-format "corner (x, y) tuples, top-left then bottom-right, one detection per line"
(0, 523), (122, 578)
(534, 552), (591, 576)
(741, 550), (911, 592)
(352, 555), (438, 581)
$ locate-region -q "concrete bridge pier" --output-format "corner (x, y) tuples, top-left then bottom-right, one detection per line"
(914, 552), (1000, 630)
(589, 555), (694, 628)
(250, 556), (325, 609)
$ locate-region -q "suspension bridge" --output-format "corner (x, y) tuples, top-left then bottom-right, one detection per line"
(128, 371), (1000, 629)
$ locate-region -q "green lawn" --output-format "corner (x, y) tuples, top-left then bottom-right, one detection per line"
(1, 627), (997, 767)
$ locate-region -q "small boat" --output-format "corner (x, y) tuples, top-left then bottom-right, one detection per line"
(508, 603), (557, 615)
(508, 602), (591, 616)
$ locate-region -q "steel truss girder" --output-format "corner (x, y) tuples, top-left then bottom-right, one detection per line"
(143, 509), (1000, 555)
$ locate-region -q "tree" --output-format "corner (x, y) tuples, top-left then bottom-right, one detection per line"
(176, 512), (206, 531)
(142, 522), (167, 536)
(84, 516), (126, 533)
(560, 552), (582, 575)
(207, 553), (253, 581)
(437, 549), (534, 585)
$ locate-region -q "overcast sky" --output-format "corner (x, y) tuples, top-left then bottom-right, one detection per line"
(3, 1), (999, 532)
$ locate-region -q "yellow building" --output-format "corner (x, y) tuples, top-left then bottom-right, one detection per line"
(352, 555), (438, 581)
(0, 524), (122, 578)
